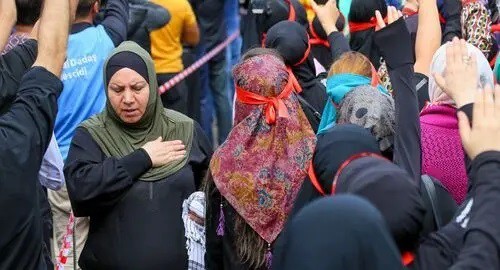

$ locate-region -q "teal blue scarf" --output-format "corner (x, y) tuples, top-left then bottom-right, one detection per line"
(317, 73), (389, 134)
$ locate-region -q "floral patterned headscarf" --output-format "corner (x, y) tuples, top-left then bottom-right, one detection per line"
(209, 54), (316, 244)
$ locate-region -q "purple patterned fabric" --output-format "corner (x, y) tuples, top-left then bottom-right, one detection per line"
(2, 33), (30, 55)
(210, 55), (316, 244)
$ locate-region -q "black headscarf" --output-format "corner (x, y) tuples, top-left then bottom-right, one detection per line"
(257, 0), (308, 38)
(105, 51), (150, 85)
(336, 157), (425, 252)
(288, 124), (425, 253)
(287, 124), (381, 218)
(265, 20), (328, 132)
(273, 195), (404, 270)
(309, 14), (346, 69)
(349, 0), (388, 69)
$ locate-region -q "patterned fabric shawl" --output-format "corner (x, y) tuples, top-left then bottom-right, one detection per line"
(209, 55), (316, 244)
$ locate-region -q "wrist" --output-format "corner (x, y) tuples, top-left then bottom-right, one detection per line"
(322, 23), (338, 36)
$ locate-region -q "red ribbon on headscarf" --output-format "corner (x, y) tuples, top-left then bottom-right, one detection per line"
(294, 40), (312, 66)
(309, 21), (330, 48)
(349, 17), (385, 33)
(236, 71), (301, 124)
(307, 152), (415, 266)
(402, 7), (446, 24)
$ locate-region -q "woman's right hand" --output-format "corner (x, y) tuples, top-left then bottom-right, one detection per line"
(311, 0), (340, 36)
(142, 137), (186, 167)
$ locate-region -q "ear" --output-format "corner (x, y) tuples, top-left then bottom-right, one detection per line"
(92, 1), (100, 14)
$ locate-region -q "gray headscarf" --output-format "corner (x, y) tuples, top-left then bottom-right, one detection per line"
(337, 85), (395, 151)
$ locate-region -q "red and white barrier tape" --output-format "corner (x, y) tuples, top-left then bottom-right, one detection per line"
(56, 212), (75, 270)
(158, 30), (241, 94)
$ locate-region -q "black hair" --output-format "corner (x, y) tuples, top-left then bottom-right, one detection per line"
(76, 0), (98, 19)
(15, 0), (43, 26)
(241, 47), (284, 62)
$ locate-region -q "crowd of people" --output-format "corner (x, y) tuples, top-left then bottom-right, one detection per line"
(2, 0), (500, 269)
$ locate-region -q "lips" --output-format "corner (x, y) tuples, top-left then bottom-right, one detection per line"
(122, 109), (138, 117)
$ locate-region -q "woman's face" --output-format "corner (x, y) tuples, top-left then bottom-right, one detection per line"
(107, 68), (149, 124)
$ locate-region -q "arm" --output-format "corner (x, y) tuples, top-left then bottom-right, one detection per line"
(181, 2), (200, 46)
(64, 128), (151, 217)
(374, 17), (421, 182)
(414, 0), (442, 76)
(38, 134), (65, 191)
(311, 0), (349, 61)
(205, 180), (224, 269)
(0, 0), (16, 51)
(0, 67), (63, 249)
(0, 39), (38, 111)
(100, 0), (129, 47)
(450, 152), (500, 270)
(327, 32), (350, 61)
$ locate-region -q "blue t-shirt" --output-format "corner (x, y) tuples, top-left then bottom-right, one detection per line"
(55, 25), (115, 160)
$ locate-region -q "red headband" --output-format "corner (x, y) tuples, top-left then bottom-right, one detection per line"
(236, 70), (301, 125)
(307, 152), (413, 266)
(294, 40), (312, 66)
(348, 17), (385, 33)
(308, 20), (330, 48)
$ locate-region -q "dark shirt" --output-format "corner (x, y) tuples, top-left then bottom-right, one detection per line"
(205, 182), (268, 270)
(73, 0), (129, 46)
(326, 31), (350, 61)
(65, 123), (212, 270)
(0, 39), (37, 114)
(374, 18), (421, 182)
(415, 151), (500, 270)
(0, 67), (63, 270)
(414, 72), (430, 111)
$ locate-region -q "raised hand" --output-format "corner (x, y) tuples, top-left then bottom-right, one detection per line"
(310, 0), (340, 35)
(458, 85), (500, 160)
(433, 38), (479, 107)
(142, 137), (187, 167)
(375, 6), (403, 31)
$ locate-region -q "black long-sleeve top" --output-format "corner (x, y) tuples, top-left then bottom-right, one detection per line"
(0, 39), (37, 113)
(327, 31), (350, 61)
(0, 67), (63, 270)
(414, 150), (500, 270)
(374, 18), (422, 183)
(65, 123), (212, 270)
(73, 0), (128, 46)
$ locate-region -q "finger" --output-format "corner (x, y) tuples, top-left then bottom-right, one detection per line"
(397, 10), (403, 18)
(310, 0), (318, 11)
(167, 144), (186, 152)
(375, 10), (385, 29)
(155, 136), (162, 142)
(495, 84), (500, 116)
(473, 87), (485, 126)
(164, 140), (183, 146)
(391, 6), (399, 22)
(388, 6), (395, 24)
(452, 38), (462, 68)
(433, 73), (447, 92)
(445, 42), (455, 68)
(460, 39), (468, 62)
(457, 111), (471, 147)
(484, 84), (495, 118)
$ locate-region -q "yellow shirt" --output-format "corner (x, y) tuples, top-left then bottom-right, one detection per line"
(150, 0), (197, 74)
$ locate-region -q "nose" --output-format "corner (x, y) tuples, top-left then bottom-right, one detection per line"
(123, 89), (134, 105)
